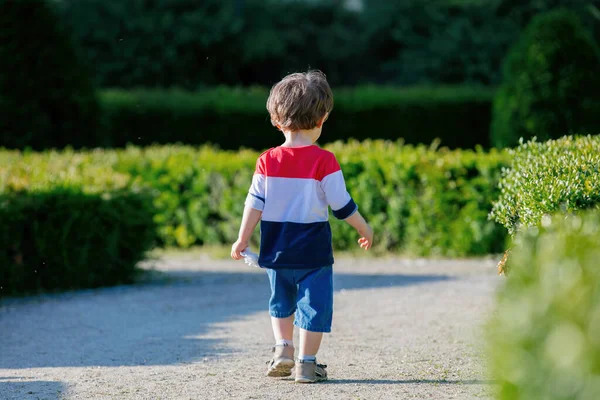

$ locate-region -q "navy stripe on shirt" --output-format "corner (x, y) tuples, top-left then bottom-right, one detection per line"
(332, 198), (358, 220)
(259, 220), (334, 269)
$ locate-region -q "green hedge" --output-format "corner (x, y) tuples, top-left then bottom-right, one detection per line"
(2, 141), (509, 258)
(490, 135), (600, 236)
(487, 210), (600, 400)
(491, 10), (600, 148)
(98, 86), (494, 150)
(0, 153), (157, 296)
(117, 142), (510, 256)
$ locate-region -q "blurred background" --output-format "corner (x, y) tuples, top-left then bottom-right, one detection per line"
(2, 0), (600, 151)
(55, 0), (600, 88)
(3, 4), (600, 398)
(1, 0), (600, 293)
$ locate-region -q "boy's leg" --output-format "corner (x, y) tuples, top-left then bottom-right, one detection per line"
(298, 328), (323, 358)
(296, 328), (328, 383)
(294, 267), (333, 383)
(271, 315), (294, 342)
(266, 269), (297, 377)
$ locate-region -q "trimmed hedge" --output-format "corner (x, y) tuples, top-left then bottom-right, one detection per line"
(0, 190), (157, 296)
(487, 210), (600, 400)
(490, 135), (600, 236)
(0, 152), (157, 296)
(97, 86), (494, 150)
(491, 10), (600, 148)
(323, 141), (508, 256)
(2, 141), (509, 258)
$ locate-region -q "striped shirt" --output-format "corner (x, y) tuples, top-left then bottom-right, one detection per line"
(245, 145), (357, 269)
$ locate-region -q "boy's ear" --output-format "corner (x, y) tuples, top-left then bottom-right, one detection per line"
(316, 113), (329, 128)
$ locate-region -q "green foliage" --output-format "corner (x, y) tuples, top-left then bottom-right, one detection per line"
(491, 10), (600, 148)
(0, 151), (157, 296)
(361, 0), (509, 85)
(362, 0), (595, 85)
(58, 0), (594, 88)
(0, 190), (157, 296)
(97, 86), (494, 150)
(58, 0), (361, 88)
(1, 142), (509, 256)
(324, 141), (508, 256)
(490, 135), (600, 235)
(0, 0), (101, 149)
(487, 210), (600, 400)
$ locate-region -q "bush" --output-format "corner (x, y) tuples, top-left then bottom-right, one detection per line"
(0, 151), (157, 296)
(2, 141), (508, 256)
(323, 141), (508, 256)
(490, 135), (600, 236)
(491, 10), (600, 148)
(98, 86), (494, 150)
(0, 0), (101, 150)
(487, 210), (600, 400)
(118, 142), (510, 256)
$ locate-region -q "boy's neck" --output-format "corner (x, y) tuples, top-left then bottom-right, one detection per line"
(281, 129), (319, 148)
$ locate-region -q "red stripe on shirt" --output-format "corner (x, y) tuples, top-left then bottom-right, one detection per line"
(256, 146), (341, 180)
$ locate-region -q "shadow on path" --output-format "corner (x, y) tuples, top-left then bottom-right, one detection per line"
(1, 267), (452, 370)
(324, 379), (495, 385)
(0, 378), (65, 400)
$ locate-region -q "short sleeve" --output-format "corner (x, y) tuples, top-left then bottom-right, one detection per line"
(320, 153), (358, 220)
(245, 156), (266, 211)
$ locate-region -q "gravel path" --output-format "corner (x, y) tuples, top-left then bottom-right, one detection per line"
(1, 255), (500, 400)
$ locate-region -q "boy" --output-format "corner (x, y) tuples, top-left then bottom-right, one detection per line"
(231, 70), (373, 383)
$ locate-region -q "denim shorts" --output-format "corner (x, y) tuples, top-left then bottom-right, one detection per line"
(266, 266), (333, 333)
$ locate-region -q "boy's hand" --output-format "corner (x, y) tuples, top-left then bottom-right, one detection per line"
(358, 225), (374, 250)
(231, 239), (249, 260)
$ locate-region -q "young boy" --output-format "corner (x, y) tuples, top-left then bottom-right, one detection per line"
(231, 70), (373, 383)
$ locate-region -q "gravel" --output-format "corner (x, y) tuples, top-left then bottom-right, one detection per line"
(0, 255), (501, 400)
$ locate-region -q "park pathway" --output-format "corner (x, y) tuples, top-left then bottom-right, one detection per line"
(1, 255), (500, 400)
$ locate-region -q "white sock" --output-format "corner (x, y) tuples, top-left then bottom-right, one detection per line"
(276, 339), (293, 347)
(298, 354), (316, 362)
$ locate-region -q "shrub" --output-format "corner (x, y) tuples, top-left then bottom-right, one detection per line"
(324, 141), (508, 256)
(98, 86), (494, 151)
(117, 142), (509, 255)
(0, 0), (101, 150)
(490, 135), (600, 236)
(0, 151), (156, 296)
(487, 210), (600, 400)
(3, 142), (507, 256)
(0, 189), (157, 296)
(491, 10), (600, 148)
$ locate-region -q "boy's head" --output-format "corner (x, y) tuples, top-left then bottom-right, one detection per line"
(267, 70), (333, 134)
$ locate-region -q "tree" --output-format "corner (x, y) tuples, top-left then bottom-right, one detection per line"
(491, 9), (600, 148)
(0, 0), (100, 149)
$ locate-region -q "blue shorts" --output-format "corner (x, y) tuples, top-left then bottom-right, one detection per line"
(266, 266), (333, 333)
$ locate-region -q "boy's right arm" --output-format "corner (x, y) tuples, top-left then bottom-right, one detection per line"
(231, 206), (262, 260)
(232, 155), (266, 260)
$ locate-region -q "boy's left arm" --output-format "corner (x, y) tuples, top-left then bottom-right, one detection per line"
(231, 206), (262, 260)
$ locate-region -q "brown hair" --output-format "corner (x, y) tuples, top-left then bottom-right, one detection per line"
(266, 70), (334, 132)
